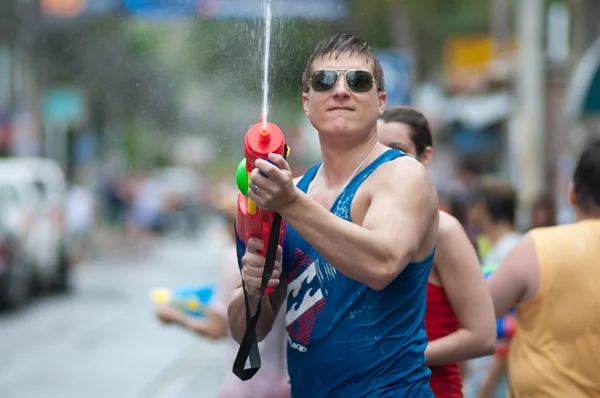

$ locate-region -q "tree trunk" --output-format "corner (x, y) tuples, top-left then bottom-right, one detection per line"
(384, 0), (417, 76)
(490, 0), (511, 54)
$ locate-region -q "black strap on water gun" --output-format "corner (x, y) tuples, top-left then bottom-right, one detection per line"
(232, 144), (288, 381)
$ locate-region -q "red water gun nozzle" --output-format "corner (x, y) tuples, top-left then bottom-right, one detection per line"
(259, 113), (270, 141)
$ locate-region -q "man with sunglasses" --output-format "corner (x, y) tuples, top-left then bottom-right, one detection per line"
(228, 33), (439, 397)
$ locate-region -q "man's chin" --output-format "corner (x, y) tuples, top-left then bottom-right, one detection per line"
(314, 120), (356, 136)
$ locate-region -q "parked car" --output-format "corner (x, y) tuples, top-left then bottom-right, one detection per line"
(0, 168), (39, 308)
(0, 158), (72, 293)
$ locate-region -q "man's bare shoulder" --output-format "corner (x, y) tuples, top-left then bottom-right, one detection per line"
(373, 155), (437, 198)
(379, 154), (430, 181)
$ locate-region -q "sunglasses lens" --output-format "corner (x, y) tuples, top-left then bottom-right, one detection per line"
(346, 70), (374, 93)
(311, 70), (338, 92)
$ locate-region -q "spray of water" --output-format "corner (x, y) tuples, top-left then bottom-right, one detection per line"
(261, 0), (272, 129)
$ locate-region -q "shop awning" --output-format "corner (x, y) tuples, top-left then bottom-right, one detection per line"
(565, 36), (600, 120)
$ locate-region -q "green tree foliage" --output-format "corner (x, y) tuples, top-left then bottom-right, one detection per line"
(349, 0), (491, 77)
(36, 17), (179, 152)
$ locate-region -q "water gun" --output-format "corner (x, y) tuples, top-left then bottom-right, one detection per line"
(235, 113), (290, 295)
(232, 114), (289, 381)
(496, 314), (516, 339)
(150, 284), (215, 318)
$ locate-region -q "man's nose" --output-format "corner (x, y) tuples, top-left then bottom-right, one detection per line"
(332, 73), (351, 97)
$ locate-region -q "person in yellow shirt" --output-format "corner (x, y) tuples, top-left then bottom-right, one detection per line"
(488, 138), (600, 397)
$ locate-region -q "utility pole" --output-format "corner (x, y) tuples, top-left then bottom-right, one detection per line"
(511, 0), (546, 229)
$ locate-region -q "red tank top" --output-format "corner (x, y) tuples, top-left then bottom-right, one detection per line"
(425, 282), (463, 397)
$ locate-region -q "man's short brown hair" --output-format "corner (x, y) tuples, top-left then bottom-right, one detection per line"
(301, 33), (385, 93)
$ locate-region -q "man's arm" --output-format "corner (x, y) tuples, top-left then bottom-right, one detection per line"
(228, 277), (287, 343)
(279, 158), (438, 291)
(477, 234), (540, 398)
(227, 175), (301, 344)
(487, 233), (540, 318)
(425, 212), (496, 366)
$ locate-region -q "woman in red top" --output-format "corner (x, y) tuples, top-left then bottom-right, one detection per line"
(378, 107), (496, 397)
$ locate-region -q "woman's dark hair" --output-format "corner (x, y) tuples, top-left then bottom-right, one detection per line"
(573, 138), (600, 211)
(380, 106), (432, 157)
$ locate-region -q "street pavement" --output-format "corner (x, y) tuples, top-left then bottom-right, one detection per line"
(0, 218), (236, 398)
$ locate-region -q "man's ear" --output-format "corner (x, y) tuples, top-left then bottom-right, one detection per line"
(377, 91), (387, 116)
(420, 147), (434, 167)
(302, 92), (310, 117)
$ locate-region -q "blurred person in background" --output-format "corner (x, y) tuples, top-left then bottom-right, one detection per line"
(65, 169), (96, 265)
(450, 199), (479, 251)
(488, 139), (600, 398)
(154, 190), (290, 398)
(104, 174), (129, 227)
(126, 169), (166, 246)
(455, 159), (481, 194)
(378, 106), (496, 398)
(463, 177), (520, 398)
(452, 160), (490, 259)
(530, 194), (556, 229)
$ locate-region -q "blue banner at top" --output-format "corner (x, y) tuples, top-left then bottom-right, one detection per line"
(40, 0), (348, 20)
(123, 0), (200, 18)
(201, 0), (347, 20)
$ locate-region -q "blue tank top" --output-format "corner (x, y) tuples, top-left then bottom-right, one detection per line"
(282, 149), (435, 398)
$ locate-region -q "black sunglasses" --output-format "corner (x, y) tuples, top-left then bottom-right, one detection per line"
(310, 69), (377, 93)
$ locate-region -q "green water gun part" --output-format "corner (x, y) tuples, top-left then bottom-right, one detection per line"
(236, 158), (248, 197)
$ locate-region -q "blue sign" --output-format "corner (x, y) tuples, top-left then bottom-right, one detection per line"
(42, 87), (87, 127)
(123, 0), (201, 18)
(375, 50), (412, 107)
(86, 0), (122, 15)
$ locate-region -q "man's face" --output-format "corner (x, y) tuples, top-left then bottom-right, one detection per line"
(377, 120), (417, 157)
(302, 52), (386, 138)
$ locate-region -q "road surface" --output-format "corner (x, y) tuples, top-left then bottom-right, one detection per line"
(0, 219), (236, 398)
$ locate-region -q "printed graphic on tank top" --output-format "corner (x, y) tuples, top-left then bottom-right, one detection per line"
(282, 149), (436, 398)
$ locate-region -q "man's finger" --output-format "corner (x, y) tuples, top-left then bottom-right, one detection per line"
(247, 237), (263, 253)
(247, 187), (259, 204)
(243, 252), (265, 269)
(244, 275), (280, 291)
(274, 260), (282, 274)
(254, 158), (280, 177)
(268, 153), (291, 171)
(271, 269), (281, 280)
(250, 168), (276, 189)
(243, 262), (266, 278)
(248, 193), (270, 211)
